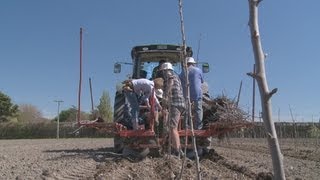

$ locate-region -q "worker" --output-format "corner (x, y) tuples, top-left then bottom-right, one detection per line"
(147, 87), (163, 132)
(154, 88), (163, 125)
(160, 62), (185, 157)
(140, 69), (148, 78)
(180, 57), (204, 130)
(152, 88), (163, 134)
(122, 78), (163, 130)
(151, 60), (167, 79)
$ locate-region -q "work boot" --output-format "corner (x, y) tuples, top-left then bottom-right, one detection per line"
(186, 147), (204, 159)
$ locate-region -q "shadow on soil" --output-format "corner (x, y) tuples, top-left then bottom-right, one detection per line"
(44, 147), (274, 179)
(44, 147), (131, 162)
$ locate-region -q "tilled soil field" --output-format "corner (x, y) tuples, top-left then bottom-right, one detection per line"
(0, 138), (319, 180)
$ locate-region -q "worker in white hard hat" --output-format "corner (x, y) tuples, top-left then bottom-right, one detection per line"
(152, 60), (167, 79)
(160, 62), (185, 157)
(180, 57), (204, 130)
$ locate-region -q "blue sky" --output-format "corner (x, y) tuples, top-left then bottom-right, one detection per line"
(1, 1), (319, 122)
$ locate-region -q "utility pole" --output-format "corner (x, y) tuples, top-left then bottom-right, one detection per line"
(252, 64), (256, 122)
(54, 100), (63, 139)
(78, 27), (83, 126)
(236, 80), (243, 107)
(196, 33), (202, 61)
(89, 77), (95, 118)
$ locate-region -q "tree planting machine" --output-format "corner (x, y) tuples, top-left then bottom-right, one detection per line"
(78, 44), (252, 156)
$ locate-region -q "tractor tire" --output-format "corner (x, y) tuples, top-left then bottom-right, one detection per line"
(113, 135), (124, 153)
(113, 90), (127, 153)
(122, 137), (156, 159)
(113, 91), (126, 124)
(122, 146), (150, 160)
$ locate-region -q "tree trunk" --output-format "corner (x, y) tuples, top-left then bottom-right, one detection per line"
(177, 0), (201, 179)
(247, 0), (286, 179)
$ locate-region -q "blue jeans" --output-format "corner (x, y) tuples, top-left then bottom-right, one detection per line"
(124, 91), (139, 130)
(192, 99), (203, 130)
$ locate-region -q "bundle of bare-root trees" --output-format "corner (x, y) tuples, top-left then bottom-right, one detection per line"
(202, 94), (251, 130)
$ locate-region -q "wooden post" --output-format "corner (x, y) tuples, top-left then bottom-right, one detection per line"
(278, 108), (282, 138)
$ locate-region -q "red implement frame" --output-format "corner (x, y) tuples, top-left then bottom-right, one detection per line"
(78, 121), (253, 138)
(77, 121), (253, 149)
(76, 84), (253, 148)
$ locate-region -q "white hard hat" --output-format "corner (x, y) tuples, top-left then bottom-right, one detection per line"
(186, 57), (196, 64)
(160, 62), (173, 70)
(155, 89), (163, 98)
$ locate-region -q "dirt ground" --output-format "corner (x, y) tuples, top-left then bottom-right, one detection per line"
(0, 138), (319, 180)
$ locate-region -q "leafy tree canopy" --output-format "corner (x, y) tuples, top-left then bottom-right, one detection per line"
(97, 91), (113, 122)
(53, 106), (90, 122)
(0, 91), (19, 122)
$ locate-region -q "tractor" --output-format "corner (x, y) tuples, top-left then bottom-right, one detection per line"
(112, 44), (213, 154)
(75, 43), (252, 157)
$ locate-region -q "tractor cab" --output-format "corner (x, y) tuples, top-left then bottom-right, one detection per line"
(114, 44), (210, 80)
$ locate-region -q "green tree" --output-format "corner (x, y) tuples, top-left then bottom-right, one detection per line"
(97, 91), (113, 122)
(0, 91), (19, 122)
(308, 125), (320, 138)
(57, 106), (77, 122)
(53, 106), (90, 122)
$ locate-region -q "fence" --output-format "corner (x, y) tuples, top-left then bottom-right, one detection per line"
(0, 121), (108, 139)
(230, 122), (320, 138)
(1, 121), (319, 139)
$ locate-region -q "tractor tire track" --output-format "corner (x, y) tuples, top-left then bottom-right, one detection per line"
(48, 160), (98, 180)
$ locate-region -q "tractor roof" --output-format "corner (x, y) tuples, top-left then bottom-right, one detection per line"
(131, 44), (193, 63)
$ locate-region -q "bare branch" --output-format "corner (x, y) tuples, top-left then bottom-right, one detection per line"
(246, 72), (258, 79)
(270, 88), (278, 95)
(254, 30), (260, 38)
(267, 132), (273, 139)
(266, 88), (278, 100)
(252, 0), (263, 6)
(257, 0), (263, 5)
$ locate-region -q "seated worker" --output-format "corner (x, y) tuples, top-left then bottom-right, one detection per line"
(122, 78), (163, 130)
(151, 60), (167, 79)
(138, 87), (163, 131)
(143, 88), (163, 132)
(140, 69), (148, 78)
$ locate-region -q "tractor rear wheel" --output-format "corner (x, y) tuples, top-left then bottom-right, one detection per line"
(113, 91), (126, 153)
